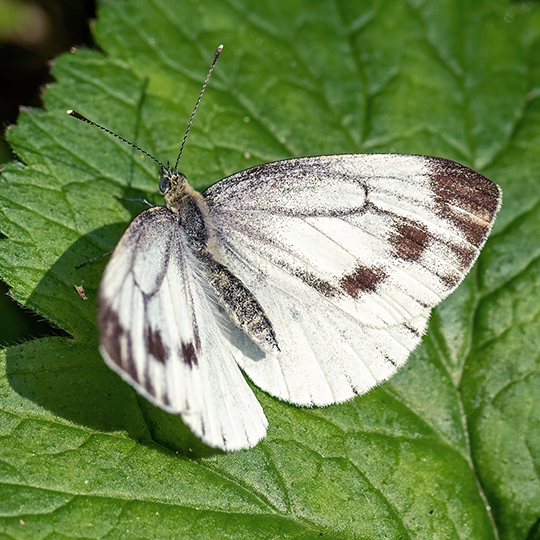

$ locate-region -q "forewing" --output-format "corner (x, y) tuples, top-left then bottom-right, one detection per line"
(98, 206), (267, 451)
(204, 154), (501, 405)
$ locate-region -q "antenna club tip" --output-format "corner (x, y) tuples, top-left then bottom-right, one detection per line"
(67, 110), (84, 120)
(217, 44), (223, 51)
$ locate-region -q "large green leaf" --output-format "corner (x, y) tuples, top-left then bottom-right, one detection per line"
(1, 0), (539, 538)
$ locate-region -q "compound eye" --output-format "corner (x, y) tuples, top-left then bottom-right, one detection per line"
(159, 174), (171, 193)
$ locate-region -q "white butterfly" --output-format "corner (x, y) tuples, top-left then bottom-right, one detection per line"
(70, 49), (502, 452)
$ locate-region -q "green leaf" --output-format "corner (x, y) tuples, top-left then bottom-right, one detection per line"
(1, 0), (539, 538)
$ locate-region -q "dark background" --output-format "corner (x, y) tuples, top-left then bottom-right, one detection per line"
(1, 0), (96, 345)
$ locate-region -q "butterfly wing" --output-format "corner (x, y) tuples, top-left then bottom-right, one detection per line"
(98, 206), (267, 451)
(203, 154), (501, 405)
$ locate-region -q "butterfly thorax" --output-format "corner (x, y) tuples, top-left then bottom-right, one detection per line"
(159, 167), (280, 356)
(161, 168), (199, 213)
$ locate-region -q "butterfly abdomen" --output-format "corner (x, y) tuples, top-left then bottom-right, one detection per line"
(178, 192), (280, 356)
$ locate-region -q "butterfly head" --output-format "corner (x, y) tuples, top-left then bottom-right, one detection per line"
(160, 166), (193, 211)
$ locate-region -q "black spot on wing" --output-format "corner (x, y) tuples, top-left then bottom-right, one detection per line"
(98, 302), (122, 365)
(391, 219), (430, 262)
(181, 341), (198, 367)
(98, 301), (139, 384)
(382, 195), (481, 290)
(146, 327), (168, 364)
(428, 157), (501, 248)
(160, 391), (171, 407)
(143, 367), (156, 400)
(340, 265), (387, 298)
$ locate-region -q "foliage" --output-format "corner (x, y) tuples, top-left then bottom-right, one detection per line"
(1, 0), (539, 538)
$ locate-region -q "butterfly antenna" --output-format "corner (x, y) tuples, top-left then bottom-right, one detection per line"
(174, 44), (223, 171)
(66, 109), (165, 169)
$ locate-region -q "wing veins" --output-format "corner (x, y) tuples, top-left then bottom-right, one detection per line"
(299, 213), (466, 286)
(335, 209), (469, 282)
(221, 203), (467, 300)
(375, 197), (487, 252)
(222, 239), (417, 328)
(298, 214), (359, 260)
(222, 213), (450, 317)
(294, 216), (448, 318)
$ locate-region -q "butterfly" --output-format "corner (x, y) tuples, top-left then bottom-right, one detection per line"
(70, 47), (502, 451)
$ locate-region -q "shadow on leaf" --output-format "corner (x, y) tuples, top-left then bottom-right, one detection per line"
(6, 193), (221, 459)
